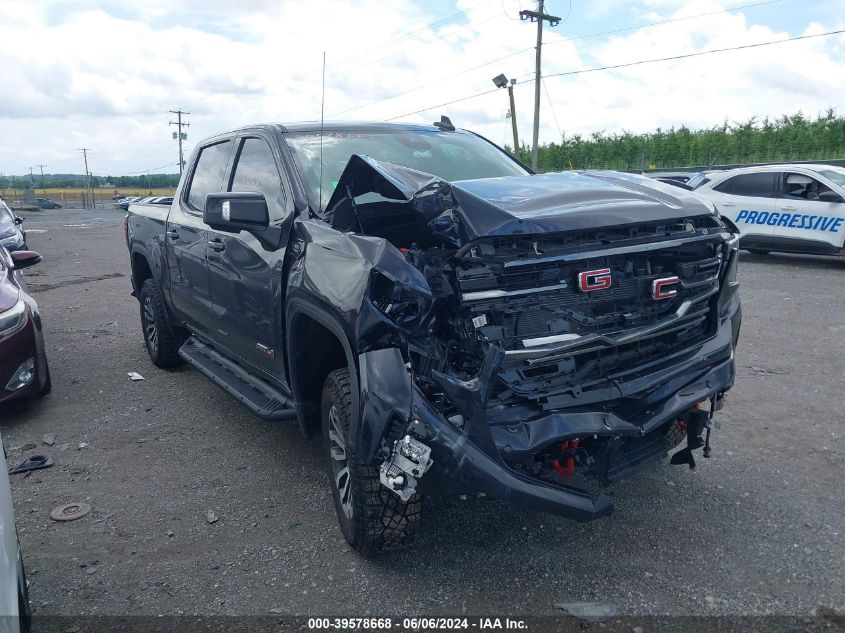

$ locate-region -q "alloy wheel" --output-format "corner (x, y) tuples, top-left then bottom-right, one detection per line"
(143, 296), (158, 354)
(328, 405), (353, 519)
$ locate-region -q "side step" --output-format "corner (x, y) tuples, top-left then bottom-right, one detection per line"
(179, 337), (297, 421)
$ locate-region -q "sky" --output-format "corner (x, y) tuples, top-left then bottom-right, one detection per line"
(0, 0), (842, 177)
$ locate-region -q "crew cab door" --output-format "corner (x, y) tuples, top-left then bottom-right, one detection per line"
(166, 139), (234, 334)
(709, 171), (778, 243)
(775, 171), (845, 252)
(206, 134), (293, 385)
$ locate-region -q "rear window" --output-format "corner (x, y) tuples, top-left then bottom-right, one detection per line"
(187, 141), (232, 211)
(714, 172), (776, 198)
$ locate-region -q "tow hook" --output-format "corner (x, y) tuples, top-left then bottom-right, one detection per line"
(379, 435), (433, 502)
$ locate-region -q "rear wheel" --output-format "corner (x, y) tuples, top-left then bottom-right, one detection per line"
(321, 368), (421, 554)
(139, 279), (184, 368)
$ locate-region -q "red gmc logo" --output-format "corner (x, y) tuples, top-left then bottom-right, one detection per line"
(578, 268), (612, 292)
(652, 276), (679, 300)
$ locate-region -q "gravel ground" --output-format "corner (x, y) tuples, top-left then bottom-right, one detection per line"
(1, 206), (843, 620)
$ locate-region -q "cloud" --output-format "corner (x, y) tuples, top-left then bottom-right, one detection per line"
(0, 0), (842, 174)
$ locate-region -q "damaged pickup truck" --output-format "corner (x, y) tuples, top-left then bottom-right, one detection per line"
(125, 120), (741, 554)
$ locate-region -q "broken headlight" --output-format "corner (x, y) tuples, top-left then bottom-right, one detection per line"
(369, 270), (433, 333)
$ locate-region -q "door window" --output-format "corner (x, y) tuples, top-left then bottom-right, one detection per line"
(784, 173), (841, 201)
(186, 141), (232, 211)
(715, 172), (776, 197)
(229, 138), (286, 220)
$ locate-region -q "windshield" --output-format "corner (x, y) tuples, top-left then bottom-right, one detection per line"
(819, 169), (845, 187)
(285, 129), (529, 211)
(686, 172), (711, 189)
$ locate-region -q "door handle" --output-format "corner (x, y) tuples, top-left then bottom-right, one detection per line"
(721, 202), (736, 207)
(166, 230), (179, 239)
(209, 238), (226, 252)
(781, 206), (797, 211)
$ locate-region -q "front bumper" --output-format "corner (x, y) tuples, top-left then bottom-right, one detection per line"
(0, 306), (48, 404)
(361, 291), (741, 522)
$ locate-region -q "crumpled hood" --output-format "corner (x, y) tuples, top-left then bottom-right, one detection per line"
(324, 155), (716, 247)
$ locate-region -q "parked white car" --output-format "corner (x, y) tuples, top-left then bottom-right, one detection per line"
(0, 433), (30, 633)
(692, 164), (845, 255)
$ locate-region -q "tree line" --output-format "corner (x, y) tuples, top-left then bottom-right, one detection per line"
(0, 173), (180, 190)
(513, 109), (845, 172)
(2, 110), (843, 188)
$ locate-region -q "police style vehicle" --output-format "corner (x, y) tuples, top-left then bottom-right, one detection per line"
(692, 164), (845, 255)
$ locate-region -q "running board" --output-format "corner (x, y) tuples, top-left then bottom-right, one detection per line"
(179, 337), (297, 421)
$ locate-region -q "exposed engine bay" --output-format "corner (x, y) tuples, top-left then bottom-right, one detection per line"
(320, 155), (741, 515)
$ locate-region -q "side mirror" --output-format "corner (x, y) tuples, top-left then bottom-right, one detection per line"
(817, 190), (844, 203)
(14, 216), (23, 225)
(10, 250), (42, 270)
(204, 192), (269, 233)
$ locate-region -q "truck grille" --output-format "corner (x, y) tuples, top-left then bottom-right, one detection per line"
(455, 227), (726, 408)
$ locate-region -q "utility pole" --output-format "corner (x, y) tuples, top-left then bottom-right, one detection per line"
(28, 167), (34, 187)
(520, 1), (560, 171)
(169, 109), (190, 176)
(492, 74), (520, 154)
(37, 164), (46, 195)
(78, 148), (92, 209)
(507, 81), (519, 153)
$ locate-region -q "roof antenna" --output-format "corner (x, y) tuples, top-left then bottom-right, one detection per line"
(433, 115), (455, 132)
(318, 51), (326, 214)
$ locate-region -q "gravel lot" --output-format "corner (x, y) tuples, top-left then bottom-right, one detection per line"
(2, 206), (843, 620)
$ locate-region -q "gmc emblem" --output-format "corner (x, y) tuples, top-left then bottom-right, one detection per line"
(652, 276), (679, 300)
(578, 268), (612, 292)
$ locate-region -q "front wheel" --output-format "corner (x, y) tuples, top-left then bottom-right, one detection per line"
(321, 368), (421, 555)
(139, 279), (184, 368)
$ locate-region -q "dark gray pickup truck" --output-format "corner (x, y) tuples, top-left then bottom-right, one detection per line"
(125, 120), (742, 554)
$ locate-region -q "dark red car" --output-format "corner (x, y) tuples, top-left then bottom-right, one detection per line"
(0, 248), (50, 404)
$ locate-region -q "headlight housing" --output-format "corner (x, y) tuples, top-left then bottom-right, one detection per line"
(0, 232), (23, 248)
(0, 298), (26, 336)
(369, 270), (434, 334)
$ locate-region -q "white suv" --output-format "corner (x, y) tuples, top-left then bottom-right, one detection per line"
(692, 164), (845, 256)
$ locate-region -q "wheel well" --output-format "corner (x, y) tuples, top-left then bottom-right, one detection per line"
(288, 313), (350, 438)
(131, 252), (152, 287)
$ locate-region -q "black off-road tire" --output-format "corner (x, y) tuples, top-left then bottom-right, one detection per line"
(139, 279), (184, 368)
(321, 368), (422, 555)
(666, 420), (686, 450)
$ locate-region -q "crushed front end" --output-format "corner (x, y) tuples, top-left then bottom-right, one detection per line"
(325, 159), (741, 520)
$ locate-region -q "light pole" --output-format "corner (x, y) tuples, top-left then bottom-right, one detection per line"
(493, 74), (519, 155)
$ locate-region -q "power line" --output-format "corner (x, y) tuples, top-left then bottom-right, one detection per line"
(385, 28), (845, 122)
(385, 87), (501, 121)
(339, 0), (778, 120)
(123, 162), (181, 176)
(542, 78), (562, 139)
(288, 4), (492, 87)
(543, 28), (845, 80)
(329, 47), (534, 117)
(543, 0), (783, 50)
